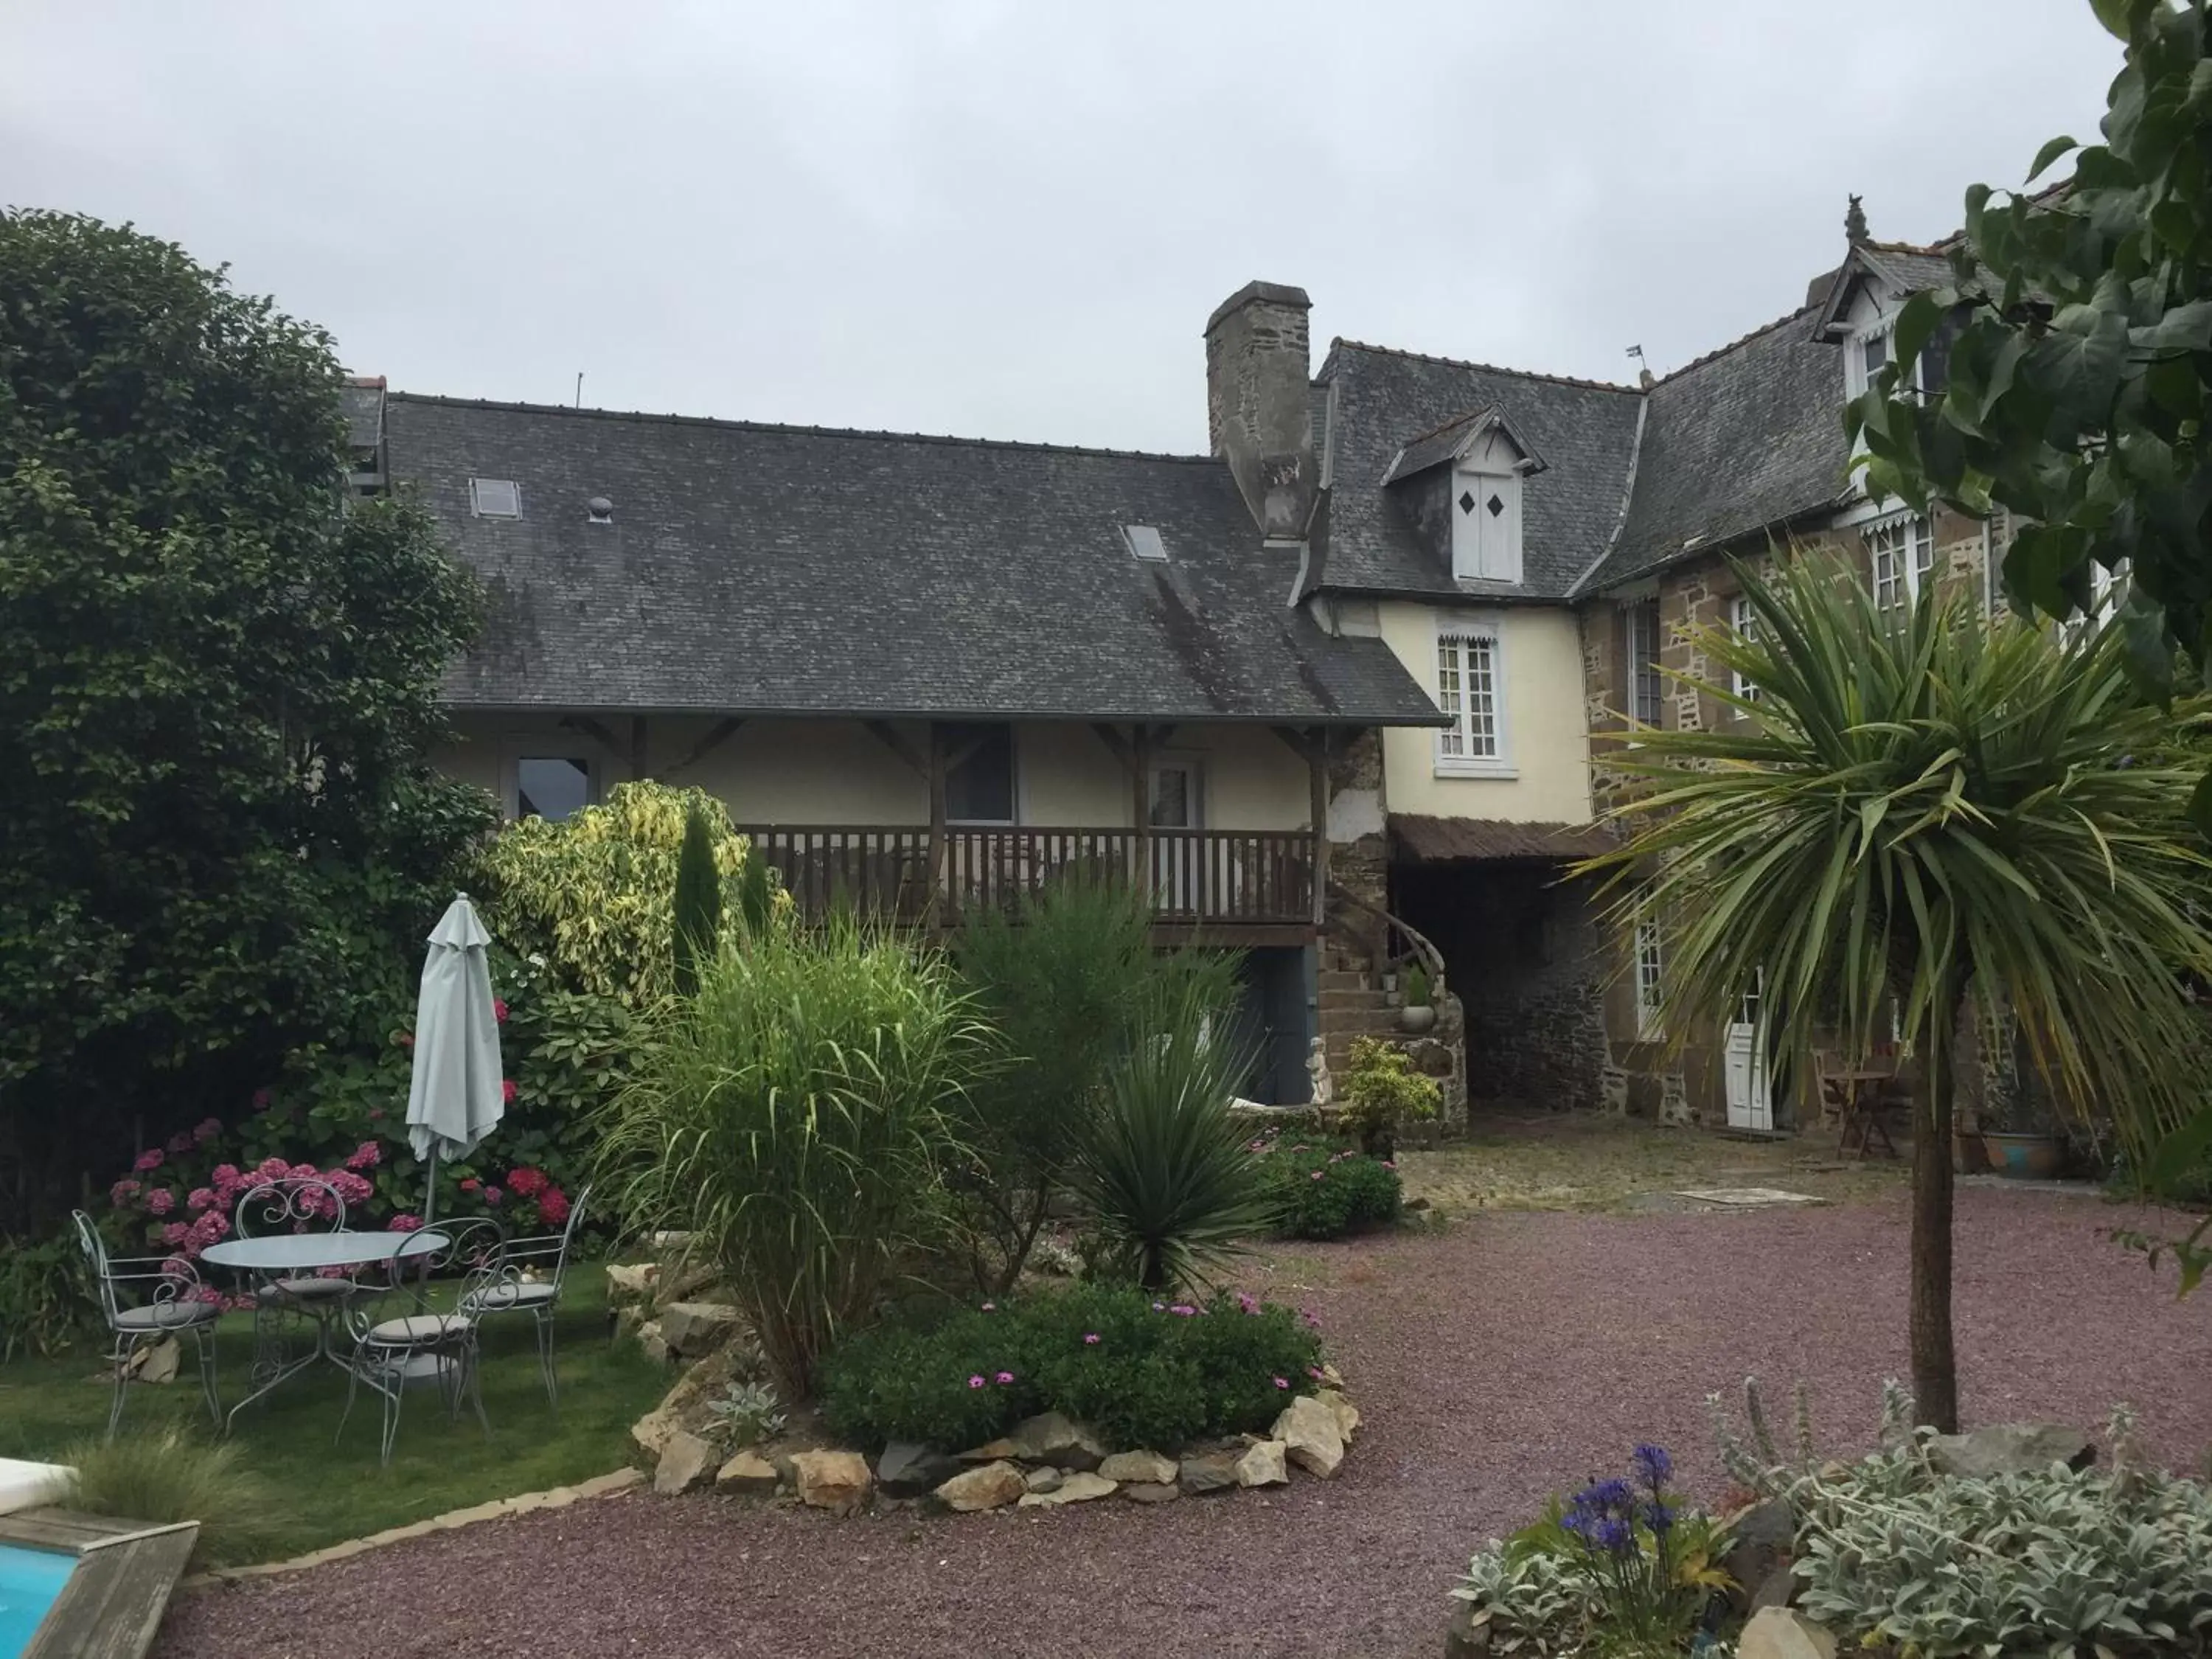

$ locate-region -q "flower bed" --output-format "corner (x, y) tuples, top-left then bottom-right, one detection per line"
(1249, 1135), (1402, 1240)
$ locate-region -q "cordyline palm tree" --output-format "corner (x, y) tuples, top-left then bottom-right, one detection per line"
(1580, 553), (2212, 1432)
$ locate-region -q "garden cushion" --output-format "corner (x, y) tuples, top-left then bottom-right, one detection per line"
(462, 1281), (556, 1312)
(113, 1301), (218, 1330)
(366, 1313), (470, 1344)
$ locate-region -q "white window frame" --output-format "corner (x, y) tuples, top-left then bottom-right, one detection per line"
(1729, 593), (1759, 704)
(469, 477), (523, 518)
(1626, 599), (1664, 728)
(2061, 559), (2128, 646)
(1433, 616), (1514, 778)
(1633, 916), (1665, 1041)
(1845, 313), (1896, 402)
(1866, 513), (1935, 616)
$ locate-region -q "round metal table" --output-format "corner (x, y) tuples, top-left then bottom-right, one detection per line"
(201, 1230), (448, 1430)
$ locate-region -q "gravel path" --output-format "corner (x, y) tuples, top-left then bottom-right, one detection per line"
(159, 1186), (2212, 1659)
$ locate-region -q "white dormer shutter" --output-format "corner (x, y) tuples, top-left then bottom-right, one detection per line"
(1453, 468), (1521, 583)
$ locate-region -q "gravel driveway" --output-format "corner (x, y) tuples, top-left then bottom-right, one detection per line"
(159, 1185), (2212, 1659)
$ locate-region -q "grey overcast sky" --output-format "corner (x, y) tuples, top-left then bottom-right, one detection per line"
(4, 1), (2121, 454)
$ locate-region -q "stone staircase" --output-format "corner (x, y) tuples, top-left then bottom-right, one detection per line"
(1315, 954), (1408, 1078)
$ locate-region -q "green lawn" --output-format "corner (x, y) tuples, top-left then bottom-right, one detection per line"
(0, 1264), (669, 1562)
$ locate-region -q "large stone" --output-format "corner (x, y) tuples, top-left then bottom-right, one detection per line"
(1737, 1607), (1837, 1659)
(637, 1321), (672, 1366)
(1098, 1450), (1178, 1486)
(791, 1449), (872, 1515)
(1444, 1601), (1492, 1659)
(1750, 1564), (1800, 1615)
(1234, 1439), (1288, 1488)
(877, 1441), (964, 1500)
(1023, 1467), (1063, 1494)
(630, 1406), (680, 1462)
(933, 1459), (1027, 1513)
(605, 1262), (658, 1305)
(1721, 1498), (1795, 1611)
(715, 1450), (779, 1496)
(964, 1411), (1108, 1472)
(653, 1430), (719, 1495)
(1016, 1470), (1117, 1508)
(1178, 1452), (1239, 1496)
(1272, 1394), (1346, 1478)
(659, 1301), (745, 1359)
(1315, 1388), (1360, 1444)
(133, 1336), (180, 1385)
(1121, 1481), (1180, 1504)
(653, 1255), (724, 1313)
(1927, 1423), (2095, 1479)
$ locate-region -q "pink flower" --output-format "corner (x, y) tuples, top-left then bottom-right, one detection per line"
(994, 1371), (1014, 1385)
(967, 1374), (986, 1389)
(256, 1155), (291, 1180)
(459, 1178), (481, 1194)
(1168, 1304), (1197, 1317)
(539, 1189), (571, 1227)
(483, 1186), (504, 1206)
(390, 1214), (424, 1232)
(160, 1222), (190, 1248)
(1308, 1366), (1327, 1381)
(187, 1188), (215, 1213)
(251, 1088), (273, 1109)
(367, 1107), (386, 1121)
(166, 1131), (193, 1155)
(329, 1171), (373, 1206)
(110, 1178), (141, 1205)
(493, 998), (509, 1023)
(145, 1188), (175, 1216)
(194, 1117), (222, 1142)
(288, 1163), (319, 1183)
(211, 1164), (242, 1191)
(506, 1167), (547, 1198)
(501, 1079), (517, 1105)
(133, 1150), (164, 1172)
(1301, 1311), (1321, 1331)
(1273, 1377), (1290, 1389)
(1236, 1291), (1259, 1315)
(1083, 1333), (1100, 1345)
(346, 1141), (381, 1171)
(1380, 1160), (1397, 1170)
(195, 1212), (231, 1243)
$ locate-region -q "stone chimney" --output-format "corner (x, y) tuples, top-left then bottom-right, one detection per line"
(1205, 281), (1317, 540)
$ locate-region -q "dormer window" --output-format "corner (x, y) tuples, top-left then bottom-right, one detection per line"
(1453, 467), (1522, 583)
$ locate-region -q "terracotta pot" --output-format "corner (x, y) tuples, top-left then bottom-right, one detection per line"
(1399, 1004), (1436, 1034)
(1979, 1131), (2066, 1180)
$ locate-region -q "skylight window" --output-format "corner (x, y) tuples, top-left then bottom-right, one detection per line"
(470, 478), (521, 518)
(1123, 524), (1167, 562)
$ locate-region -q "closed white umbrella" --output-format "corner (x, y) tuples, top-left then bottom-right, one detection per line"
(404, 894), (504, 1224)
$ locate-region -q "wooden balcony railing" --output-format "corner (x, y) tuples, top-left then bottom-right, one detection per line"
(737, 826), (1315, 929)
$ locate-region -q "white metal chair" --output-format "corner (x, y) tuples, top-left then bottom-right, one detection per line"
(462, 1183), (592, 1408)
(72, 1211), (220, 1439)
(338, 1217), (505, 1466)
(231, 1175), (363, 1394)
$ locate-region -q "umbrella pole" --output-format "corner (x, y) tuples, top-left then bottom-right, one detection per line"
(424, 1144), (439, 1225)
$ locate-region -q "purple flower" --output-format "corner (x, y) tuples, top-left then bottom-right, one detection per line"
(1273, 1376), (1290, 1389)
(994, 1370), (1014, 1385)
(1083, 1332), (1100, 1345)
(1301, 1310), (1321, 1330)
(1592, 1516), (1632, 1555)
(967, 1374), (986, 1389)
(1152, 1301), (1165, 1311)
(1631, 1443), (1673, 1489)
(1644, 1500), (1677, 1535)
(1168, 1304), (1197, 1317)
(1235, 1291), (1259, 1315)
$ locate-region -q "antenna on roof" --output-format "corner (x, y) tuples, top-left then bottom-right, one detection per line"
(1627, 344), (1655, 391)
(574, 372), (585, 408)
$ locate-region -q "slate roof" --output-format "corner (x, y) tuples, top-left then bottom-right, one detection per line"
(1312, 342), (1644, 601)
(1391, 814), (1617, 863)
(1576, 306), (1854, 592)
(386, 395), (1442, 726)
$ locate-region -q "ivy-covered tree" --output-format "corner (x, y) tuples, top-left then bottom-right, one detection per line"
(1849, 1), (2212, 748)
(0, 209), (491, 1226)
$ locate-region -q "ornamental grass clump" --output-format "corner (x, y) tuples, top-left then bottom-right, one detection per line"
(599, 920), (990, 1397)
(62, 1427), (294, 1570)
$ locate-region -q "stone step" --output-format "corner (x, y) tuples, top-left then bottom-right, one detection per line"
(1316, 987), (1389, 1012)
(1316, 969), (1368, 992)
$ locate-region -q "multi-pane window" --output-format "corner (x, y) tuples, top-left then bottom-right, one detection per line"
(1436, 629), (1504, 771)
(515, 756), (591, 821)
(1626, 600), (1663, 728)
(1867, 515), (1934, 616)
(1633, 916), (1665, 1040)
(1730, 594), (1759, 703)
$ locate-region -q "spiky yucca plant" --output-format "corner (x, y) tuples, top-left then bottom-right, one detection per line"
(1583, 552), (2212, 1431)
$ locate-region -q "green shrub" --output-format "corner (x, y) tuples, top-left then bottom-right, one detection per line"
(1339, 1036), (1441, 1153)
(818, 1281), (1324, 1453)
(0, 1233), (90, 1360)
(1259, 1139), (1402, 1239)
(1715, 1382), (2212, 1658)
(599, 920), (989, 1397)
(670, 799), (723, 997)
(1405, 964), (1432, 1007)
(1077, 965), (1273, 1290)
(61, 1427), (295, 1569)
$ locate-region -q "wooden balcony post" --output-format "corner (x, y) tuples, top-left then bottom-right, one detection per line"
(1131, 726), (1155, 894)
(925, 721), (947, 931)
(1308, 728), (1329, 931)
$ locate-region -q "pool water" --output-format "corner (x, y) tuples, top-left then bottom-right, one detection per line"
(0, 1543), (72, 1656)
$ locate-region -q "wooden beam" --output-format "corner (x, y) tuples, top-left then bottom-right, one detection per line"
(557, 714), (623, 755)
(664, 716), (746, 777)
(1307, 726), (1330, 931)
(1091, 722), (1138, 779)
(925, 720), (947, 931)
(1270, 723), (1322, 765)
(863, 719), (930, 779)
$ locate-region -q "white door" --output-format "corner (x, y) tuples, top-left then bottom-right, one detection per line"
(1150, 756), (1204, 913)
(1723, 973), (1773, 1131)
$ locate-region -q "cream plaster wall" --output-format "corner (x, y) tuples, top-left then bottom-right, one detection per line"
(1373, 602), (1593, 824)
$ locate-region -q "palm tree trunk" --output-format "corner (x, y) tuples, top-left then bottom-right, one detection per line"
(1910, 996), (1961, 1433)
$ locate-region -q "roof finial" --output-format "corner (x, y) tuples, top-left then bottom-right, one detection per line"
(1845, 194), (1868, 246)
